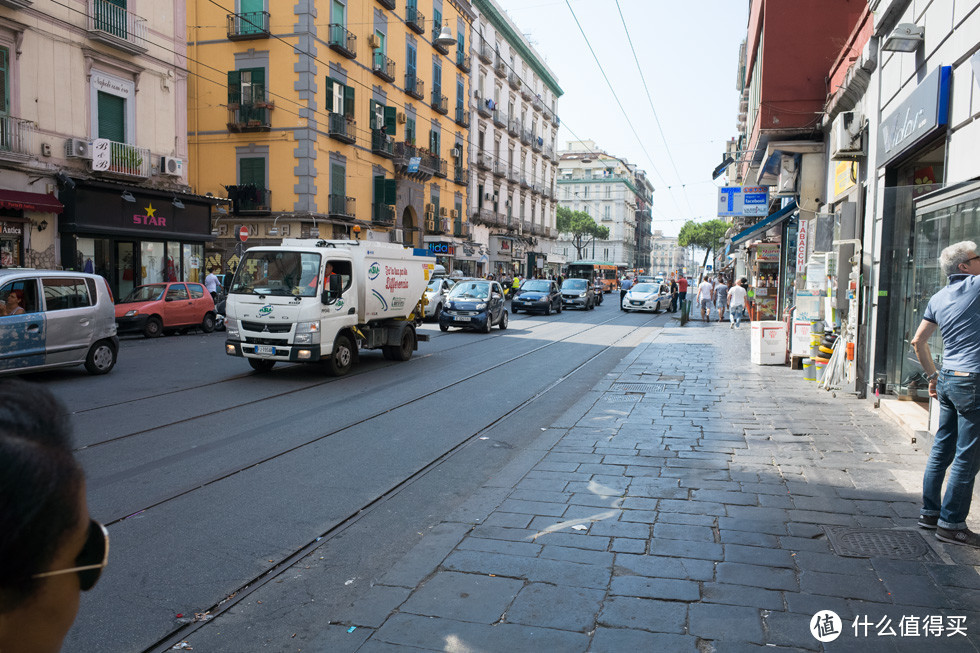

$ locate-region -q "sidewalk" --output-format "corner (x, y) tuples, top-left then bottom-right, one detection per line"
(326, 322), (980, 652)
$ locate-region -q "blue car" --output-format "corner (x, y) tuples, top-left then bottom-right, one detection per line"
(511, 279), (562, 315)
(439, 279), (509, 333)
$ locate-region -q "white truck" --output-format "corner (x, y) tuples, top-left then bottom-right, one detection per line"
(223, 239), (436, 375)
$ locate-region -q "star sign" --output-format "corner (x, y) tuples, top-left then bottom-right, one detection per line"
(144, 203), (156, 218)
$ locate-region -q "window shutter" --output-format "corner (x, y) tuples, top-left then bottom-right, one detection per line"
(97, 91), (126, 142)
(373, 176), (385, 206)
(239, 157), (265, 187)
(248, 67), (265, 103)
(325, 76), (334, 114)
(0, 47), (8, 114)
(384, 106), (397, 138)
(406, 44), (416, 77)
(343, 85), (355, 118)
(369, 100), (378, 130)
(330, 163), (345, 197)
(384, 179), (397, 205)
(227, 70), (242, 105)
(406, 117), (415, 143)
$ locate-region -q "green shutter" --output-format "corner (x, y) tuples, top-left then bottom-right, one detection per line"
(330, 163), (345, 197)
(246, 67), (265, 103)
(429, 130), (439, 156)
(0, 47), (8, 115)
(325, 76), (335, 114)
(384, 179), (397, 205)
(97, 91), (125, 142)
(384, 106), (397, 138)
(239, 157), (265, 187)
(343, 85), (355, 118)
(227, 70), (241, 104)
(406, 117), (415, 144)
(373, 176), (385, 206)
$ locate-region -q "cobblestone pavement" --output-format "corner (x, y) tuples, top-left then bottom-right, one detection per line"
(324, 322), (980, 652)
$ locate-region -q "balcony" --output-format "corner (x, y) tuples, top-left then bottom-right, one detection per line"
(372, 203), (395, 225)
(454, 106), (469, 128)
(87, 0), (147, 54)
(520, 129), (531, 146)
(521, 83), (532, 100)
(227, 98), (273, 132)
(522, 220), (532, 233)
(328, 194), (356, 220)
(327, 24), (356, 59)
(227, 11), (270, 40)
(476, 101), (492, 119)
(494, 56), (506, 78)
(454, 221), (470, 238)
(456, 52), (471, 73)
(520, 175), (530, 189)
(543, 144), (554, 160)
(507, 119), (520, 138)
(433, 158), (448, 178)
(393, 142), (438, 181)
(492, 109), (506, 129)
(532, 96), (544, 112)
(551, 111), (560, 127)
(531, 137), (542, 153)
(406, 6), (425, 34)
(376, 0), (396, 8)
(477, 152), (492, 171)
(432, 26), (449, 54)
(405, 74), (424, 100)
(327, 112), (356, 144)
(372, 52), (395, 82)
(90, 140), (150, 178)
(453, 167), (468, 186)
(508, 71), (521, 90)
(492, 160), (505, 178)
(507, 167), (519, 183)
(225, 185), (271, 215)
(430, 91), (448, 115)
(371, 130), (394, 158)
(0, 116), (35, 159)
(477, 41), (493, 64)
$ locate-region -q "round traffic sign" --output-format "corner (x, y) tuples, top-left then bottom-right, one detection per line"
(239, 225), (249, 242)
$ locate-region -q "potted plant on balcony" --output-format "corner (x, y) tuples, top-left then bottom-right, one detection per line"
(110, 148), (143, 174)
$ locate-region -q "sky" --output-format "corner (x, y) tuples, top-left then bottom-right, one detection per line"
(493, 0), (750, 237)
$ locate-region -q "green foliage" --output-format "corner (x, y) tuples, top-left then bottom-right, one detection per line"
(678, 219), (730, 266)
(557, 206), (610, 259)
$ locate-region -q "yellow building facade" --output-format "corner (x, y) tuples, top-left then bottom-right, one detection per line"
(188, 0), (474, 271)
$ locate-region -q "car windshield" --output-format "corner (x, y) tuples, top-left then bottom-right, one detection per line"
(230, 251), (321, 297)
(562, 279), (587, 291)
(521, 280), (551, 292)
(448, 281), (491, 300)
(632, 283), (656, 293)
(120, 285), (165, 303)
(427, 278), (451, 292)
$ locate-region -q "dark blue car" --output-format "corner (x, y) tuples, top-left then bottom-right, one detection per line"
(511, 279), (562, 315)
(438, 279), (509, 333)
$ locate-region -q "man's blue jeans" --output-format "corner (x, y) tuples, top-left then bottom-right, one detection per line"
(729, 305), (747, 327)
(922, 371), (980, 530)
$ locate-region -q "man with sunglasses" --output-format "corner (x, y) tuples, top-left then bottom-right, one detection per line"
(0, 380), (108, 653)
(911, 241), (980, 548)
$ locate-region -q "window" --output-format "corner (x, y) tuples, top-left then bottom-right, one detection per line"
(331, 0), (346, 27)
(326, 76), (354, 117)
(429, 128), (440, 157)
(406, 41), (417, 82)
(406, 115), (416, 144)
(604, 206), (610, 220)
(42, 278), (93, 311)
(238, 0), (265, 34)
(0, 46), (8, 122)
(97, 92), (125, 142)
(330, 162), (346, 210)
(375, 30), (386, 55)
(188, 284), (206, 299)
(456, 77), (464, 112)
(227, 67), (266, 124)
(370, 100), (396, 137)
(605, 185), (611, 198)
(433, 59), (442, 98)
(239, 157), (265, 188)
(166, 284), (189, 301)
(373, 175), (397, 206)
(0, 279), (38, 315)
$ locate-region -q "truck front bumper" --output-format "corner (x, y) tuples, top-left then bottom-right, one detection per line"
(225, 340), (323, 362)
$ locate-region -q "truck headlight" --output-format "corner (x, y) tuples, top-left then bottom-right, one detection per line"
(225, 318), (240, 339)
(294, 321), (320, 345)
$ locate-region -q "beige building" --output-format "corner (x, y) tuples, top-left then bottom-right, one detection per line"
(649, 230), (684, 276)
(0, 0), (215, 298)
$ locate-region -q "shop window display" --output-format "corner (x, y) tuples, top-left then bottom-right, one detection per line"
(141, 241), (165, 284)
(183, 243), (203, 283)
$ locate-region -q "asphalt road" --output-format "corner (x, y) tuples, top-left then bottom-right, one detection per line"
(25, 297), (672, 652)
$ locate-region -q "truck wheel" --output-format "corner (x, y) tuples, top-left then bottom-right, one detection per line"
(201, 312), (216, 333)
(143, 316), (163, 338)
(498, 311), (509, 330)
(84, 339), (117, 375)
(248, 358), (275, 373)
(386, 327), (415, 361)
(326, 334), (354, 376)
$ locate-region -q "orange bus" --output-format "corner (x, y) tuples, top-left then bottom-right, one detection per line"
(567, 261), (619, 293)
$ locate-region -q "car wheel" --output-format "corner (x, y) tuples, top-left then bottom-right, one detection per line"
(482, 315), (493, 333)
(143, 316), (163, 338)
(499, 310), (509, 330)
(385, 327), (415, 361)
(439, 323), (449, 332)
(248, 358), (276, 373)
(201, 312), (216, 333)
(557, 301), (562, 313)
(545, 303), (552, 316)
(326, 334), (354, 376)
(84, 339), (117, 375)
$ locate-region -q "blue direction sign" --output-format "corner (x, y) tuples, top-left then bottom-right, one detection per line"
(408, 157), (421, 173)
(717, 185), (769, 217)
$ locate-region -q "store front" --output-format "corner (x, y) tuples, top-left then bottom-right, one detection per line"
(424, 239), (456, 275)
(729, 201), (798, 321)
(489, 234), (523, 278)
(58, 181), (216, 300)
(0, 190), (65, 268)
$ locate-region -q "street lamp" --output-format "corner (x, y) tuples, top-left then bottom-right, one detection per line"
(882, 23), (924, 52)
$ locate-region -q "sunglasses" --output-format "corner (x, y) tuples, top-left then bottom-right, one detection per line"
(964, 255), (980, 265)
(32, 519), (109, 591)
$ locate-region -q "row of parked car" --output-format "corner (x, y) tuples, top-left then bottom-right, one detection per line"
(0, 268), (220, 377)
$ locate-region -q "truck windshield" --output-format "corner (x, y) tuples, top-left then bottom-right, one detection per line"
(229, 252), (322, 297)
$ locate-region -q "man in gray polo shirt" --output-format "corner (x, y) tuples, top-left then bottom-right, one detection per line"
(911, 240), (980, 547)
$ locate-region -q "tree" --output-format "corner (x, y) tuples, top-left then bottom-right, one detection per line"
(557, 206), (610, 260)
(678, 219), (730, 268)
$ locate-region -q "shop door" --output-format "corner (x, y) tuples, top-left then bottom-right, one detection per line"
(116, 241), (136, 299)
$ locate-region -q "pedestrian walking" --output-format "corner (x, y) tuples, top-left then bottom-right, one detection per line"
(677, 274), (688, 313)
(669, 276), (679, 312)
(714, 277), (729, 322)
(727, 277), (748, 328)
(910, 240), (980, 547)
(204, 266), (221, 301)
(696, 275), (714, 322)
(619, 275), (633, 310)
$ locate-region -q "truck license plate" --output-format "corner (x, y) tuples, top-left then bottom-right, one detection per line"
(256, 345), (276, 356)
(456, 316), (471, 322)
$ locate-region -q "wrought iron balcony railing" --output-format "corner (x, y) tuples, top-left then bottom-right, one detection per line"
(327, 24), (356, 58)
(454, 106), (469, 128)
(227, 11), (270, 40)
(456, 52), (471, 72)
(0, 116), (35, 158)
(328, 194), (356, 219)
(91, 139), (151, 178)
(372, 52), (395, 82)
(405, 74), (425, 100)
(327, 112), (356, 144)
(406, 6), (425, 33)
(430, 91), (448, 115)
(224, 185), (271, 215)
(372, 203), (395, 225)
(87, 0), (147, 54)
(371, 130), (394, 158)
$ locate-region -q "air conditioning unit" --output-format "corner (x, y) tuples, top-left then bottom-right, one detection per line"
(397, 111), (407, 124)
(830, 111), (864, 160)
(776, 154), (799, 196)
(474, 89), (481, 99)
(390, 228), (403, 243)
(425, 203), (434, 212)
(161, 156), (184, 177)
(439, 206), (448, 216)
(65, 138), (92, 159)
(484, 191), (494, 201)
(367, 34), (381, 49)
(425, 218), (435, 230)
(451, 146), (461, 158)
(450, 209), (459, 218)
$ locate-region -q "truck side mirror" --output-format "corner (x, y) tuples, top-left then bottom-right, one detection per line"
(321, 289), (338, 305)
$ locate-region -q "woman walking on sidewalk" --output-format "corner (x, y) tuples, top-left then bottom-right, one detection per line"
(911, 240), (980, 548)
(727, 277), (748, 328)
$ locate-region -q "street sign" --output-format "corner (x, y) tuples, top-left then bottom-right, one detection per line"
(718, 186), (769, 217)
(239, 225), (249, 242)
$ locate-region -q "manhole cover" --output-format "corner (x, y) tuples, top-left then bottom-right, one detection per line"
(601, 394), (642, 402)
(612, 383), (667, 393)
(824, 527), (943, 561)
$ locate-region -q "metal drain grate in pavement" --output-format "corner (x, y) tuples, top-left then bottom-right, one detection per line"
(824, 527), (943, 561)
(612, 383), (668, 393)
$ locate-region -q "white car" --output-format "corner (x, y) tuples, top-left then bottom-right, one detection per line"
(622, 282), (669, 313)
(423, 277), (455, 319)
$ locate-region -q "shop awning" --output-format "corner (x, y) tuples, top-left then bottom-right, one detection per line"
(0, 190), (64, 214)
(730, 200), (797, 247)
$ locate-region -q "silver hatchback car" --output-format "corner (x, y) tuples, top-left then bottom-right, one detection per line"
(0, 269), (119, 376)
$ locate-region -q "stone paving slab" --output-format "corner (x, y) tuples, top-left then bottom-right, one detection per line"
(352, 324), (980, 652)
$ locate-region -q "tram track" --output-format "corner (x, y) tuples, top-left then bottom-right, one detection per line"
(141, 312), (663, 653)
